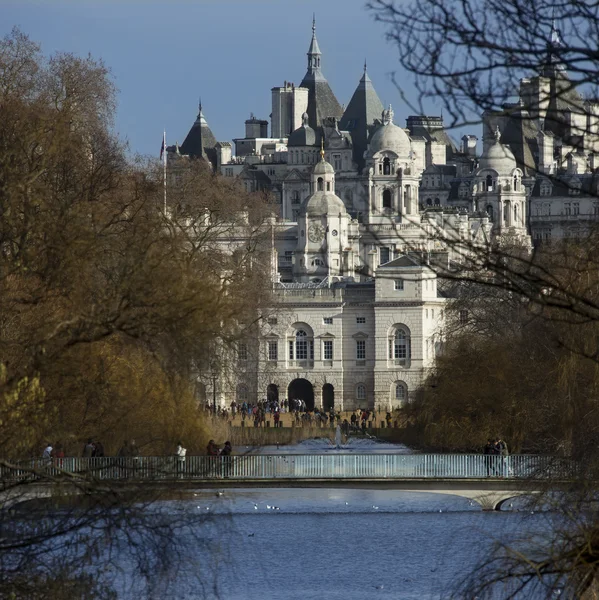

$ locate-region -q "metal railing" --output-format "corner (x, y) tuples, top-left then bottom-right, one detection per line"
(0, 454), (575, 482)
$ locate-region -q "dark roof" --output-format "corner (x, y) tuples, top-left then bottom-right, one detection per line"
(180, 106), (218, 167)
(500, 108), (538, 175)
(288, 122), (318, 147)
(339, 68), (385, 169)
(530, 173), (597, 197)
(423, 164), (457, 176)
(377, 255), (422, 268)
(300, 76), (344, 130)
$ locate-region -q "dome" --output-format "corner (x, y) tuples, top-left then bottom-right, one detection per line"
(368, 105), (411, 158)
(478, 128), (518, 175)
(313, 158), (334, 175)
(305, 191), (346, 216)
(288, 123), (317, 147)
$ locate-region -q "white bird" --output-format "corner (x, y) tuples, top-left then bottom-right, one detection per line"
(372, 505), (379, 510)
(266, 505), (272, 509)
(375, 584), (384, 590)
(254, 506), (258, 510)
(345, 502), (349, 505)
(439, 509), (443, 513)
(216, 491), (224, 497)
(274, 507), (280, 510)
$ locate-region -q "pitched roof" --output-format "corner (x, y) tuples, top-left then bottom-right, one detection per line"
(377, 255), (422, 268)
(340, 67), (385, 169)
(180, 105), (218, 167)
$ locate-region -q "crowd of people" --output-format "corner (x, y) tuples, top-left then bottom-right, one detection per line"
(203, 399), (402, 431)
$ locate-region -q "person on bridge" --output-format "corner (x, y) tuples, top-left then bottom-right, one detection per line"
(207, 440), (219, 457)
(483, 439), (495, 477)
(496, 438), (510, 477)
(175, 441), (187, 477)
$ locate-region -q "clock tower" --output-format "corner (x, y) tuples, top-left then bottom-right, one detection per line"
(294, 146), (354, 283)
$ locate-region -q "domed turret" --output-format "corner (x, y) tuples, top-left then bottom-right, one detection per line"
(368, 105), (411, 158)
(305, 140), (345, 216)
(288, 113), (318, 147)
(478, 127), (517, 175)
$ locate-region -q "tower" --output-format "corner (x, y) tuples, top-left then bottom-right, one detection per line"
(299, 16), (343, 129)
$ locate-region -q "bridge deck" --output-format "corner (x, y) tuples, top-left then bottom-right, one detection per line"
(0, 454), (573, 483)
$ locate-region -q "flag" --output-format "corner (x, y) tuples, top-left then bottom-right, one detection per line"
(160, 130), (166, 162)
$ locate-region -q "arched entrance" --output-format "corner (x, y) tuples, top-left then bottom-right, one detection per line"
(267, 383), (279, 403)
(322, 384), (334, 412)
(288, 378), (314, 411)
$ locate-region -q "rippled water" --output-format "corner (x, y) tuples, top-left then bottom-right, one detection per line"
(106, 438), (555, 599)
(125, 488), (552, 600)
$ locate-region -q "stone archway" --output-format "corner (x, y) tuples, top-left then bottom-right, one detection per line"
(288, 378), (314, 411)
(267, 383), (279, 404)
(322, 383), (334, 412)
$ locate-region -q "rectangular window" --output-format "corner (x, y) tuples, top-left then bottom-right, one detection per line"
(289, 340), (294, 360)
(394, 279), (404, 290)
(267, 317), (277, 325)
(356, 340), (366, 360)
(380, 247), (391, 265)
(333, 154), (341, 171)
(459, 310), (469, 324)
(268, 341), (278, 361)
(564, 203), (571, 216)
(323, 317), (333, 325)
(238, 342), (248, 361)
(573, 202), (580, 215)
(356, 317), (366, 324)
(296, 339), (308, 360)
(323, 340), (333, 360)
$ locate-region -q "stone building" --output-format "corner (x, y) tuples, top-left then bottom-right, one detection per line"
(169, 19), (599, 410)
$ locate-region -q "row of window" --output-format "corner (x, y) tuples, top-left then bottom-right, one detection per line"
(243, 325), (416, 363)
(532, 202), (599, 217)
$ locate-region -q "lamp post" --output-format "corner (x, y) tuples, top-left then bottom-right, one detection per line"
(211, 372), (217, 415)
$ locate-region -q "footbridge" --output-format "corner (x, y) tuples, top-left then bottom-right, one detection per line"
(0, 454), (574, 511)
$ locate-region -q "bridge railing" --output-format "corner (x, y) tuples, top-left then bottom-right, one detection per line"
(0, 454), (576, 482)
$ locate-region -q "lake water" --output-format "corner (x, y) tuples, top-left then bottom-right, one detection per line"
(111, 438), (556, 600)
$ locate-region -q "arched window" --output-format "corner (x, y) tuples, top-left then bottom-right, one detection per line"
(434, 198), (440, 206)
(237, 384), (248, 402)
(514, 203), (519, 224)
(513, 174), (519, 191)
(486, 204), (494, 221)
(486, 174), (493, 191)
(393, 381), (408, 407)
(292, 190), (300, 204)
(326, 182), (331, 191)
(504, 202), (509, 224)
(426, 198), (432, 206)
(382, 189), (392, 208)
(317, 177), (324, 192)
(311, 258), (324, 266)
(356, 383), (366, 401)
(388, 325), (411, 365)
(383, 157), (391, 175)
(289, 327), (314, 362)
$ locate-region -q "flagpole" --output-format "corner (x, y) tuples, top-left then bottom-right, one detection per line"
(163, 130), (167, 214)
(327, 225), (331, 288)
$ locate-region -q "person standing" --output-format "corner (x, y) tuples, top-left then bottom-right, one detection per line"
(496, 437), (510, 477)
(82, 438), (95, 458)
(42, 442), (53, 464)
(483, 439), (495, 477)
(220, 441), (232, 478)
(175, 441), (187, 477)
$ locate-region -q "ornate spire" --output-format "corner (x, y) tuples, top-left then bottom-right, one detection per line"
(364, 58), (367, 73)
(382, 104), (394, 125)
(307, 14), (322, 73)
(494, 125), (502, 143)
(320, 137), (325, 161)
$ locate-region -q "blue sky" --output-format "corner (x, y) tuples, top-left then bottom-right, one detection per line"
(4, 1), (452, 157)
